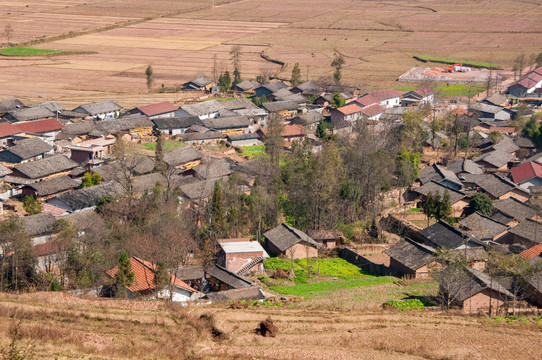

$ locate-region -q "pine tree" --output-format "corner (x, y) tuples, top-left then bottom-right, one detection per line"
(437, 190), (452, 220)
(154, 133), (167, 174)
(291, 62), (302, 87)
(218, 71), (232, 92)
(114, 251), (134, 297)
(210, 181), (226, 239)
(153, 261), (169, 291)
(331, 54), (345, 84)
(145, 65), (153, 91)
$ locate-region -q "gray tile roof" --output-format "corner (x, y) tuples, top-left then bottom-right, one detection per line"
(262, 100), (298, 112)
(414, 181), (467, 205)
(5, 107), (55, 122)
(0, 98), (25, 113)
(200, 115), (251, 130)
(420, 220), (471, 249)
(233, 80), (259, 92)
(263, 223), (320, 252)
(260, 81), (288, 93)
(180, 100), (227, 117)
(470, 102), (506, 115)
(26, 175), (79, 197)
(220, 98), (258, 111)
(507, 219), (542, 244)
(475, 150), (515, 168)
(28, 101), (65, 113)
(53, 182), (121, 211)
(186, 76), (212, 88)
(459, 212), (509, 240)
(177, 131), (225, 142)
(73, 100), (122, 115)
(22, 213), (56, 237)
(205, 264), (254, 289)
(152, 116), (201, 130)
(179, 178), (220, 200)
(440, 266), (514, 302)
(462, 174), (525, 198)
(163, 146), (203, 167)
(384, 238), (436, 270)
(295, 110), (324, 125)
(419, 164), (462, 187)
(3, 138), (53, 161)
(0, 163), (12, 177)
(192, 158), (232, 180)
(484, 93), (507, 106)
(176, 265), (205, 281)
(205, 286), (265, 302)
(447, 159), (483, 175)
(493, 197), (536, 221)
(15, 154), (78, 179)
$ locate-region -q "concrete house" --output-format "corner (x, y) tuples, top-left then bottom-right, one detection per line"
(263, 223), (320, 259)
(507, 66), (542, 98)
(369, 89), (402, 109)
(73, 100), (122, 121)
(68, 136), (116, 166)
(401, 87), (436, 106)
(107, 256), (200, 302)
(217, 238), (270, 275)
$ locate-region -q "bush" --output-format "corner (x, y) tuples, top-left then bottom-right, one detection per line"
(384, 299), (425, 311)
(23, 195), (42, 214)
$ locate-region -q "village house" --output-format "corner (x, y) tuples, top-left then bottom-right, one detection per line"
(506, 66), (542, 98)
(291, 110), (324, 135)
(9, 155), (78, 183)
(510, 161), (542, 191)
(227, 133), (261, 147)
(474, 150), (515, 171)
(413, 181), (468, 217)
(179, 100), (232, 119)
(175, 265), (205, 291)
(183, 76), (214, 92)
(385, 238), (436, 278)
(461, 174), (529, 202)
(360, 103), (385, 123)
(199, 115), (251, 135)
(163, 146), (203, 171)
(2, 106), (56, 123)
(21, 212), (56, 246)
(447, 159), (483, 177)
(232, 80), (259, 93)
(369, 89), (402, 109)
(47, 182), (121, 214)
(258, 124), (306, 148)
(261, 100), (298, 120)
(107, 256), (200, 302)
(205, 286), (266, 303)
(152, 116), (201, 135)
(420, 220), (484, 250)
(67, 136), (116, 166)
(204, 264), (255, 292)
(220, 98), (268, 127)
(291, 81), (322, 97)
(190, 158), (232, 181)
(459, 212), (509, 242)
(178, 178), (218, 205)
(306, 229), (343, 249)
(330, 103), (363, 127)
(0, 98), (25, 115)
(483, 93), (508, 107)
(22, 175), (80, 200)
(474, 120), (516, 135)
(419, 164), (464, 190)
(216, 238), (270, 275)
(263, 223), (320, 259)
(497, 218), (542, 253)
(0, 118), (64, 146)
(469, 102), (511, 121)
(401, 87), (436, 107)
(177, 131), (225, 145)
(128, 101), (177, 119)
(254, 81), (288, 98)
(438, 266), (513, 313)
(491, 197), (536, 227)
(73, 100), (122, 121)
(0, 137), (53, 164)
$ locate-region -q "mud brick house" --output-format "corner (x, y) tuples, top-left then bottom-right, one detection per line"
(474, 150), (515, 171)
(0, 137), (53, 164)
(306, 230), (343, 249)
(263, 223), (320, 259)
(261, 100), (299, 119)
(492, 198), (537, 227)
(420, 220), (485, 250)
(11, 155), (79, 182)
(461, 174), (529, 202)
(183, 76), (214, 92)
(163, 146), (203, 171)
(384, 238), (436, 278)
(217, 238), (270, 275)
(107, 256), (200, 302)
(419, 164), (464, 191)
(438, 266), (513, 313)
(459, 212), (509, 242)
(190, 158), (232, 180)
(48, 182), (121, 214)
(254, 81), (288, 98)
(446, 159), (483, 177)
(205, 286), (266, 303)
(413, 181), (468, 217)
(22, 175), (79, 200)
(232, 80), (259, 93)
(498, 218), (542, 253)
(469, 102), (511, 121)
(73, 100), (122, 121)
(0, 98), (25, 115)
(200, 115), (251, 135)
(2, 106), (56, 123)
(258, 124), (306, 147)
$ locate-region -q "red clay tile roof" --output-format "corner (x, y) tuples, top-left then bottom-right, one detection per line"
(0, 118), (64, 138)
(370, 89), (402, 101)
(107, 256), (197, 295)
(42, 203), (67, 217)
(336, 103), (362, 115)
(33, 241), (59, 257)
(136, 102), (178, 116)
(361, 103), (385, 117)
(515, 66), (542, 90)
(355, 94), (379, 107)
(511, 161), (542, 184)
(519, 244), (542, 259)
(282, 124), (306, 137)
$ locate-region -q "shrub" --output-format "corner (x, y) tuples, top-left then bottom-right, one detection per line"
(23, 195), (42, 214)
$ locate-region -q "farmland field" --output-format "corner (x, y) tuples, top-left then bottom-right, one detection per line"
(0, 0), (540, 108)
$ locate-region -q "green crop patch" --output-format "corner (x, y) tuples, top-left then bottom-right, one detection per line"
(414, 55), (502, 69)
(0, 47), (60, 56)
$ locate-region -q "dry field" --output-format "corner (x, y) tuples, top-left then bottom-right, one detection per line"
(0, 292), (541, 360)
(0, 0), (541, 107)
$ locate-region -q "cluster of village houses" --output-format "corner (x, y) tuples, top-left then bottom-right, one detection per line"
(0, 65), (540, 308)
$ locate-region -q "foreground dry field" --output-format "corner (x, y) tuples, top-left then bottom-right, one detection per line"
(0, 0), (541, 106)
(0, 292), (541, 360)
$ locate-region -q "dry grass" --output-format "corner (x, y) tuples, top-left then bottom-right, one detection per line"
(1, 291), (541, 359)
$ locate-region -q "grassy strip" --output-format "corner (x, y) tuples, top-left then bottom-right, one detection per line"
(143, 140), (183, 152)
(206, 97), (237, 102)
(270, 276), (396, 298)
(395, 83), (485, 97)
(264, 258), (365, 279)
(0, 47), (59, 56)
(384, 299), (425, 310)
(240, 145), (266, 158)
(413, 55), (502, 69)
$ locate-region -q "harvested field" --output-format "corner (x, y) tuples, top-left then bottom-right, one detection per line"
(0, 0), (541, 105)
(1, 292), (541, 359)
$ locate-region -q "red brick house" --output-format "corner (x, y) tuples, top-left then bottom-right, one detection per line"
(217, 238), (270, 275)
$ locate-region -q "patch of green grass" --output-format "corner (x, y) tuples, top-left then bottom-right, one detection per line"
(384, 299), (425, 311)
(406, 207), (421, 213)
(206, 97), (236, 102)
(264, 258), (364, 279)
(143, 140), (183, 152)
(0, 47), (60, 56)
(395, 83), (485, 97)
(270, 276), (396, 299)
(414, 55), (502, 69)
(240, 145), (266, 158)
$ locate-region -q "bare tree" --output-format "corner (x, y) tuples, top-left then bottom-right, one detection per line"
(4, 23), (13, 47)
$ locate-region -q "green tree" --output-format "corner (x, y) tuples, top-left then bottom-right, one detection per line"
(22, 195), (42, 214)
(395, 149), (420, 186)
(218, 71), (232, 92)
(523, 114), (542, 148)
(154, 132), (167, 174)
(80, 172), (101, 188)
(145, 65), (153, 91)
(331, 54), (345, 84)
(291, 62), (302, 87)
(437, 189), (452, 220)
(230, 45), (241, 84)
(114, 250), (135, 297)
(153, 261), (169, 290)
(467, 192), (493, 216)
(488, 131), (503, 144)
(264, 114), (285, 165)
(422, 192), (436, 227)
(209, 180), (226, 239)
(315, 120), (334, 141)
(401, 108), (428, 152)
(330, 93), (346, 108)
(422, 190), (452, 224)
